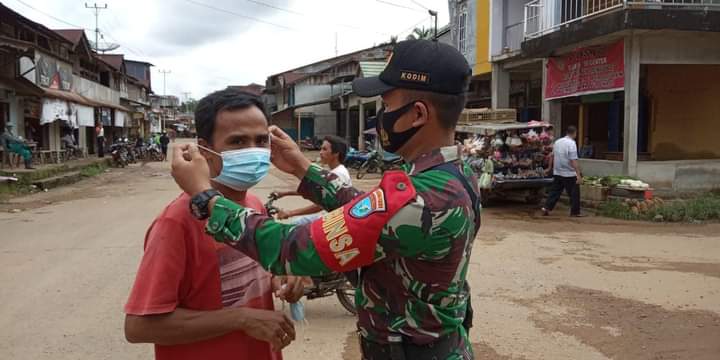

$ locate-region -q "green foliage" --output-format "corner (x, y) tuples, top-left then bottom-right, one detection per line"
(80, 162), (108, 177)
(406, 27), (433, 40)
(599, 194), (720, 223)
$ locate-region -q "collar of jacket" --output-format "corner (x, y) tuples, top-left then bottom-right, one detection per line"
(406, 145), (462, 175)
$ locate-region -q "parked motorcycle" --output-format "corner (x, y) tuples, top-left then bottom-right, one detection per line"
(300, 136), (322, 151)
(344, 147), (370, 170)
(110, 141), (129, 168)
(145, 142), (163, 162)
(264, 192), (356, 315)
(356, 150), (404, 179)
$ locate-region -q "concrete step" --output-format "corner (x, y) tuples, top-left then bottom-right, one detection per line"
(0, 158), (110, 184)
(32, 171), (83, 190)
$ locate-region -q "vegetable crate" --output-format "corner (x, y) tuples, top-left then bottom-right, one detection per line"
(459, 108), (517, 124)
(580, 184), (608, 202)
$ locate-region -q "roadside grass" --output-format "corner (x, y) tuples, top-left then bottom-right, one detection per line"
(80, 162), (108, 177)
(598, 193), (720, 223)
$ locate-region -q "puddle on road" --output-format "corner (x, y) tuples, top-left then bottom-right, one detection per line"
(591, 258), (720, 279)
(521, 285), (720, 360)
(472, 342), (527, 360)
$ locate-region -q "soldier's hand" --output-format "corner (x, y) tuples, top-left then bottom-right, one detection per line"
(236, 308), (295, 351)
(269, 126), (311, 179)
(170, 143), (212, 197)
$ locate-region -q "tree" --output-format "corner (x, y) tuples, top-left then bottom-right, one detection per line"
(181, 99), (198, 114)
(405, 27), (433, 41)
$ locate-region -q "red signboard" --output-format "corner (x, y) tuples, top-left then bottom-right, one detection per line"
(545, 41), (625, 100)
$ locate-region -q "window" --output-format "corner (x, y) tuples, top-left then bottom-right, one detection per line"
(458, 10), (467, 54)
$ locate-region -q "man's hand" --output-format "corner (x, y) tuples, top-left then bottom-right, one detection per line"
(170, 143), (212, 197)
(276, 208), (292, 220)
(236, 308), (295, 351)
(272, 276), (309, 303)
(269, 126), (311, 179)
(576, 174), (583, 185)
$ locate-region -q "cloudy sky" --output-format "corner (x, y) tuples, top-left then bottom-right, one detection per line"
(6, 0), (450, 100)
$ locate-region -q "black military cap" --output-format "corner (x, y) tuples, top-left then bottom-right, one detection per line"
(352, 39), (471, 97)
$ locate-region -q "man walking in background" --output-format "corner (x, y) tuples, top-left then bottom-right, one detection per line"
(542, 126), (584, 217)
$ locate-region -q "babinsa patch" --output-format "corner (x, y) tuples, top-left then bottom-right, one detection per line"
(350, 189), (386, 219)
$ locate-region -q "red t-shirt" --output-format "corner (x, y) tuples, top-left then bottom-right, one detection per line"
(125, 193), (281, 360)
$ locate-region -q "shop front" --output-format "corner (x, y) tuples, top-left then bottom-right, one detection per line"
(542, 32), (720, 192)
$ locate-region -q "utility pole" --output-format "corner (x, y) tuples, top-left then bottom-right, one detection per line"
(158, 69), (171, 131)
(85, 3), (108, 52)
(334, 32), (338, 56)
(428, 9), (438, 40)
(182, 92), (191, 113)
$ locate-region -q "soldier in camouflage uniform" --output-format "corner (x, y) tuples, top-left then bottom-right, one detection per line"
(172, 40), (479, 360)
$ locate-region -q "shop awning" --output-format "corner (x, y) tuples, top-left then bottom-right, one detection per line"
(43, 87), (94, 106)
(0, 76), (43, 96)
(359, 61), (387, 78)
(75, 104), (94, 127)
(90, 98), (132, 112)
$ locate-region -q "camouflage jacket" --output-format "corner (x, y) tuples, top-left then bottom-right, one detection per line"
(206, 145), (480, 360)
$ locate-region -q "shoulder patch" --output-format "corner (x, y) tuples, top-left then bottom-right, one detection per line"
(309, 170), (417, 272)
(349, 189), (386, 219)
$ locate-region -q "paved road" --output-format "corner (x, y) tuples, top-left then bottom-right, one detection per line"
(1, 154), (719, 359)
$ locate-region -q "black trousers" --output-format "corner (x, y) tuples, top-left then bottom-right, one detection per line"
(545, 175), (581, 215)
(97, 136), (105, 158)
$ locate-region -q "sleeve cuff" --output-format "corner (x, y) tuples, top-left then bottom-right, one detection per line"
(206, 197), (244, 241)
(297, 163), (327, 199)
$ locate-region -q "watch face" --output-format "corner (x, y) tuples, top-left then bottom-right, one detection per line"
(190, 202), (202, 218)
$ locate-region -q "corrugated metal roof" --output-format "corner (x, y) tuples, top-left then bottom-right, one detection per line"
(359, 61), (387, 78)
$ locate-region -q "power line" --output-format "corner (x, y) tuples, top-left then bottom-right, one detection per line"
(409, 0), (430, 11)
(243, 0), (389, 36)
(99, 30), (147, 58)
(11, 0), (146, 58)
(243, 0), (303, 16)
(182, 0), (295, 30)
(375, 0), (425, 12)
(12, 0), (92, 30)
(395, 16), (431, 39)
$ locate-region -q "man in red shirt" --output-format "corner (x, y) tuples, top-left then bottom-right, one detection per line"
(124, 89), (304, 359)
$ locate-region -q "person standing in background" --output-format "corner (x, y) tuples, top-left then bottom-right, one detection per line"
(159, 132), (170, 161)
(96, 123), (105, 158)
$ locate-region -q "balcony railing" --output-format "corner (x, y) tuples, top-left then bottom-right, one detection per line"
(503, 22), (525, 54)
(524, 0), (720, 39)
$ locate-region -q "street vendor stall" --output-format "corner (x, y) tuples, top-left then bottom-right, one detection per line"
(457, 120), (554, 205)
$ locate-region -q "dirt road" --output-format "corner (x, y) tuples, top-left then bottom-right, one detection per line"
(1, 157), (718, 360)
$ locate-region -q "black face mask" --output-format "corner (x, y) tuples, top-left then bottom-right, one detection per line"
(377, 100), (424, 153)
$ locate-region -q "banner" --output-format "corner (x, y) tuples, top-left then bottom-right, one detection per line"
(545, 41), (625, 100)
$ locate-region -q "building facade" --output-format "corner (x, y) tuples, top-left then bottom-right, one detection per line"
(449, 0), (720, 191)
(1, 3), (154, 166)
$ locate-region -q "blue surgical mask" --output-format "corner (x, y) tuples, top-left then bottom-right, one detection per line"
(199, 145), (271, 191)
(290, 301), (305, 322)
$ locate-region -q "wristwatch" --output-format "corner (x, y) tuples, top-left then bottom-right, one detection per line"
(190, 189), (222, 220)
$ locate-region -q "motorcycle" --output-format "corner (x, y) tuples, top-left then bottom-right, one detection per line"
(300, 136), (322, 151)
(264, 192), (356, 315)
(110, 141), (129, 168)
(356, 150), (404, 179)
(145, 142), (163, 162)
(344, 147), (371, 170)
